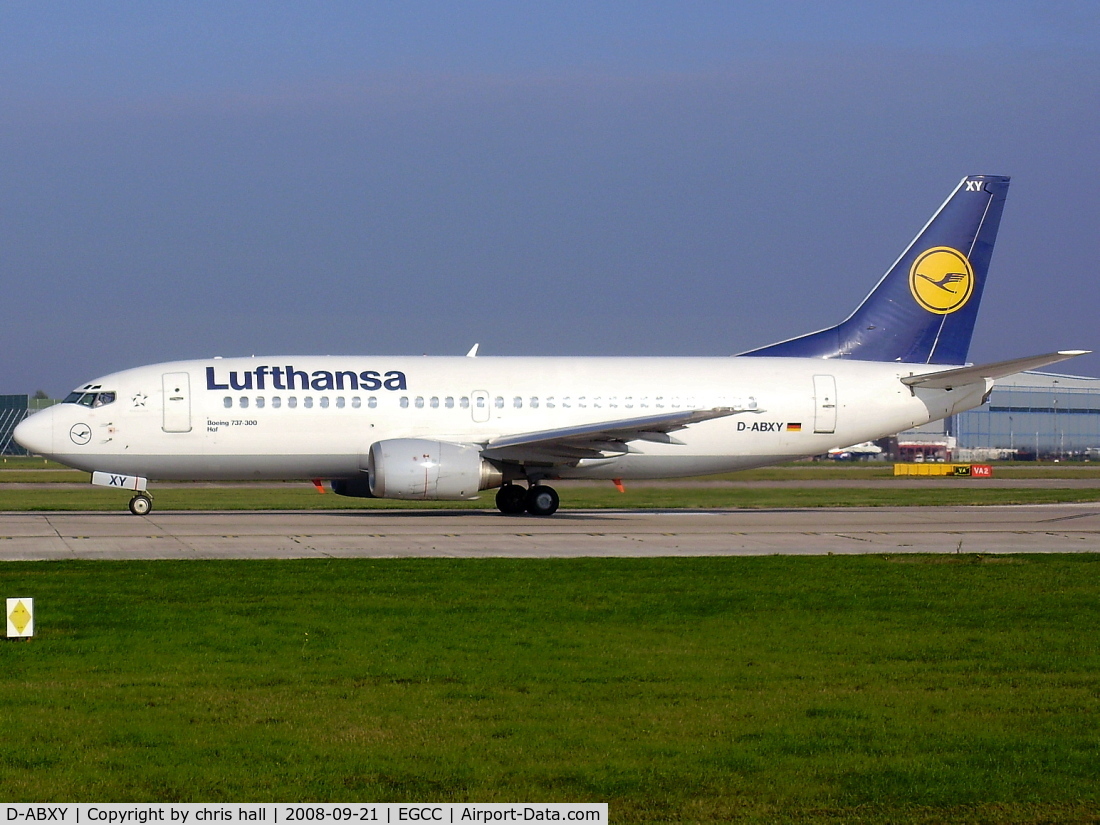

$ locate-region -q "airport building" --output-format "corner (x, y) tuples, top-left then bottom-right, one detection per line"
(1, 395), (59, 455)
(896, 371), (1100, 462)
(1, 395), (30, 455)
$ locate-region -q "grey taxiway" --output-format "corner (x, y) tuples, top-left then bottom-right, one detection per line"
(1, 504), (1099, 559)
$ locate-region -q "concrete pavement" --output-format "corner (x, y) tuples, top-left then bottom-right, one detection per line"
(1, 504), (1098, 559)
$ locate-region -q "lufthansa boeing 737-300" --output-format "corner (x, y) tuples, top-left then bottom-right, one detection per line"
(14, 175), (1089, 515)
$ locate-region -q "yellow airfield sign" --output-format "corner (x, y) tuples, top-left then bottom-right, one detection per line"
(7, 598), (34, 638)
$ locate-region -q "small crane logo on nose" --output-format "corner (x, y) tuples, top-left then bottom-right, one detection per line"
(70, 423), (92, 445)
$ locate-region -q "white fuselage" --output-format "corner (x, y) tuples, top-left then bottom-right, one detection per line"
(17, 355), (987, 481)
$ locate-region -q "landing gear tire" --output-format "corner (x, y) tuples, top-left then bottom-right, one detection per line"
(128, 494), (153, 516)
(495, 484), (528, 515)
(525, 485), (559, 516)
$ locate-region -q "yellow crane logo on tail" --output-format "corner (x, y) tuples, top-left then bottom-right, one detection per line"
(909, 246), (974, 314)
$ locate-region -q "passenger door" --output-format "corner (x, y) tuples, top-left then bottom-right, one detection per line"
(813, 374), (837, 434)
(162, 372), (192, 433)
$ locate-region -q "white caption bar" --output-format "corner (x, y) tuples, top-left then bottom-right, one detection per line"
(3, 804), (607, 824)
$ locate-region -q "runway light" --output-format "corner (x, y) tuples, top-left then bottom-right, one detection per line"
(6, 598), (34, 639)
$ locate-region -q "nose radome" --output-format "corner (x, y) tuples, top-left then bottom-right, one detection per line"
(13, 408), (55, 456)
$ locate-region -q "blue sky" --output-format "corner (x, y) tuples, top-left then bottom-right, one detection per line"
(2, 2), (1098, 393)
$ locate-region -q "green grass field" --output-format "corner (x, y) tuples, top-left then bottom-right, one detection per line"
(1, 556), (1098, 822)
(6, 458), (1100, 482)
(2, 483), (1100, 511)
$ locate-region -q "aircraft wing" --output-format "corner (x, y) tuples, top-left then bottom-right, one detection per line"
(481, 408), (740, 463)
(900, 351), (1090, 390)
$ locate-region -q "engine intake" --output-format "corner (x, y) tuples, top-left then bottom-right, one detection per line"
(367, 438), (502, 500)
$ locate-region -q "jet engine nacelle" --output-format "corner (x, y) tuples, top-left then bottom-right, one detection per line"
(367, 438), (503, 500)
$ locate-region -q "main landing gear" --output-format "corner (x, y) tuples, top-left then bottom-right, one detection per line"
(128, 493), (153, 516)
(495, 483), (560, 516)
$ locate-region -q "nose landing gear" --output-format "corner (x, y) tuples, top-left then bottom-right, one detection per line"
(89, 471), (152, 515)
(128, 493), (153, 516)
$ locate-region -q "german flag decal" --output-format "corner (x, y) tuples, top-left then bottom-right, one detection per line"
(786, 423), (802, 432)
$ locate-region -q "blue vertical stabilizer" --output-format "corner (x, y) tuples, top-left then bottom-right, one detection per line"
(741, 175), (1009, 364)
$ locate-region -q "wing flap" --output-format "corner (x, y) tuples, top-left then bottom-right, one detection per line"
(482, 407), (739, 464)
(900, 350), (1090, 390)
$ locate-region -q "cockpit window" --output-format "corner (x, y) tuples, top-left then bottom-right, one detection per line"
(63, 391), (116, 408)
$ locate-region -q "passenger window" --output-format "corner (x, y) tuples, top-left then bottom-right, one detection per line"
(562, 397), (571, 408)
(577, 396), (586, 408)
(494, 396), (504, 409)
(546, 397), (555, 409)
(320, 397), (329, 408)
(513, 397), (523, 408)
(609, 397), (617, 408)
(430, 397), (439, 408)
(460, 397), (470, 409)
(476, 397), (485, 408)
(288, 397), (298, 408)
(336, 397), (345, 409)
(593, 397), (601, 408)
(240, 397), (249, 409)
(368, 397), (377, 409)
(272, 397), (282, 408)
(445, 397), (454, 408)
(625, 397), (633, 408)
(256, 396), (265, 409)
(351, 397), (361, 409)
(223, 397), (232, 409)
(529, 397), (539, 409)
(304, 397), (313, 409)
(400, 397), (409, 409)
(655, 396), (664, 408)
(415, 397), (424, 408)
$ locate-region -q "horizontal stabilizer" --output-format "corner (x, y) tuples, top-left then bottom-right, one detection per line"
(900, 351), (1090, 390)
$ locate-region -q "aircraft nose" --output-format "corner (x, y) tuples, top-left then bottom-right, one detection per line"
(13, 408), (55, 456)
